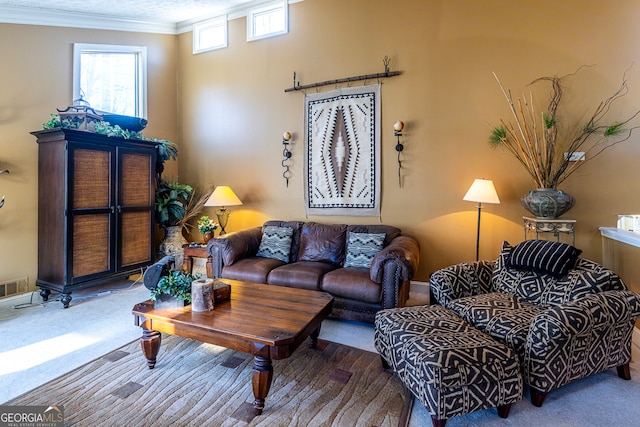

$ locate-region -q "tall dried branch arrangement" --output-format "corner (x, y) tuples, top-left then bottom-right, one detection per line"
(177, 185), (215, 232)
(489, 65), (640, 189)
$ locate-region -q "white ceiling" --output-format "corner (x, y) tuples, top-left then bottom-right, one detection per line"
(0, 0), (285, 34)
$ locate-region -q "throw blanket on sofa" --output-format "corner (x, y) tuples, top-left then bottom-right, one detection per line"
(304, 84), (380, 216)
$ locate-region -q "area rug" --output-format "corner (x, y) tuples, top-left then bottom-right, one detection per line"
(7, 335), (408, 427)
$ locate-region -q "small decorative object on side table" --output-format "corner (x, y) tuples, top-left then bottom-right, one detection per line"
(523, 216), (576, 246)
(182, 243), (213, 278)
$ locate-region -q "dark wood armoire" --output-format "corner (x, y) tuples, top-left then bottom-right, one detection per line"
(33, 128), (157, 307)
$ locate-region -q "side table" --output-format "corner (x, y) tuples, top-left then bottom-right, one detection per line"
(523, 216), (576, 246)
(182, 243), (213, 278)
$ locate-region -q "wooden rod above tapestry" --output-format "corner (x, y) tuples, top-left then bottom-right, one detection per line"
(284, 71), (400, 93)
(284, 56), (401, 92)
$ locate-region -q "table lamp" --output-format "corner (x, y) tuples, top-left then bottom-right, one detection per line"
(204, 186), (243, 235)
(463, 178), (500, 261)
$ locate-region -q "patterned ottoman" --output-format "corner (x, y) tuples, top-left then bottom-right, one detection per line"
(374, 305), (523, 427)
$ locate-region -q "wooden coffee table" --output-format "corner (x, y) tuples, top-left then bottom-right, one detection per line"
(132, 279), (333, 415)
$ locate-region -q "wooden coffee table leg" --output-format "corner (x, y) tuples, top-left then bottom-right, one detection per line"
(251, 356), (273, 415)
(141, 328), (161, 369)
(310, 325), (321, 349)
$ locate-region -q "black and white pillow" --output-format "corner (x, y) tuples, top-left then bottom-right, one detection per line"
(507, 239), (582, 278)
(343, 232), (386, 268)
(256, 226), (294, 263)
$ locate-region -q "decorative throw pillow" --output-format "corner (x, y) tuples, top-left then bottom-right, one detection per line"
(507, 239), (582, 278)
(343, 232), (386, 269)
(256, 226), (294, 263)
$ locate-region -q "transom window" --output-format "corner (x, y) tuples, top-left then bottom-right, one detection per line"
(193, 16), (228, 54)
(73, 43), (147, 118)
(247, 0), (288, 41)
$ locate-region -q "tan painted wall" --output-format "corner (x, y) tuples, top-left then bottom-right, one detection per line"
(3, 0), (640, 290)
(0, 24), (178, 291)
(177, 0), (640, 281)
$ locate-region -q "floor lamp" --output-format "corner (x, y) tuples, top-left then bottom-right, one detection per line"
(204, 186), (243, 235)
(463, 178), (500, 261)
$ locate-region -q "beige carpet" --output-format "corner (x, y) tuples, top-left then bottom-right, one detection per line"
(7, 334), (408, 427)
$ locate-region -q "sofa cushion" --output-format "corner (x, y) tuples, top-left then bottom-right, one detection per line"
(347, 224), (401, 246)
(263, 220), (304, 262)
(297, 222), (347, 266)
(267, 261), (338, 290)
(221, 256), (285, 283)
(446, 292), (544, 361)
(255, 225), (293, 263)
(322, 268), (381, 303)
(507, 239), (581, 278)
(343, 232), (385, 268)
(493, 241), (624, 305)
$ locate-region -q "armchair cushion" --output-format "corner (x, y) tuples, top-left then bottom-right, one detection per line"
(493, 241), (623, 306)
(446, 292), (544, 361)
(343, 232), (385, 268)
(255, 225), (294, 263)
(507, 239), (581, 278)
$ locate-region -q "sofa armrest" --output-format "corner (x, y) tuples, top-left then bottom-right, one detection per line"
(207, 226), (262, 276)
(370, 235), (420, 283)
(429, 260), (495, 306)
(525, 290), (640, 393)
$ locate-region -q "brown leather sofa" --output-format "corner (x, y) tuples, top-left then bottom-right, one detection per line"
(207, 220), (420, 323)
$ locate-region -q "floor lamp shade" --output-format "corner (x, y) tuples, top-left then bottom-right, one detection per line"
(204, 186), (243, 235)
(464, 179), (500, 261)
(463, 179), (500, 204)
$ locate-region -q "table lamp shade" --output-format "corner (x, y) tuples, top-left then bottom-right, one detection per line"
(205, 186), (243, 207)
(463, 179), (500, 204)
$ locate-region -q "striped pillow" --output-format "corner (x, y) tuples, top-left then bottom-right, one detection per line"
(507, 240), (581, 278)
(344, 232), (386, 269)
(256, 226), (294, 263)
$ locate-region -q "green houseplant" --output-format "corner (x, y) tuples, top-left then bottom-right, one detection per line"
(150, 270), (200, 308)
(489, 66), (640, 218)
(197, 216), (218, 242)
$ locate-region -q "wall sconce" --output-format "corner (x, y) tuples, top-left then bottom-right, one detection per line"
(394, 121), (404, 187)
(282, 131), (292, 187)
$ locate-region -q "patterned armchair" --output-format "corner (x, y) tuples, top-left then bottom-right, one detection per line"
(430, 240), (640, 407)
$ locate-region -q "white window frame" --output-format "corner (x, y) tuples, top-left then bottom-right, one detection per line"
(247, 0), (288, 42)
(193, 16), (228, 54)
(73, 43), (147, 118)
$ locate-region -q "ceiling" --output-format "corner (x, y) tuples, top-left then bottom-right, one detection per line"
(0, 0), (277, 33)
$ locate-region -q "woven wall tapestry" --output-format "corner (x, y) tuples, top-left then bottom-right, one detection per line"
(304, 84), (380, 216)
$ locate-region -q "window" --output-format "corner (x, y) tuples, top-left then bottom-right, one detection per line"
(193, 16), (228, 54)
(73, 43), (147, 118)
(247, 0), (288, 41)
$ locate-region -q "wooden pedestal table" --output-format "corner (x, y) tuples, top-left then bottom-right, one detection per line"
(132, 279), (333, 415)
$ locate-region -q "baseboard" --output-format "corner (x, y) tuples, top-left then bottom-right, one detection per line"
(410, 280), (429, 295)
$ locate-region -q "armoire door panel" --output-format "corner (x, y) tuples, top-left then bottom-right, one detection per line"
(121, 211), (152, 266)
(120, 152), (152, 207)
(73, 148), (111, 209)
(72, 214), (111, 277)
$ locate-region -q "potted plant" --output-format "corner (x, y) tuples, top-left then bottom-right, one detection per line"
(150, 270), (200, 308)
(489, 66), (640, 218)
(155, 180), (214, 265)
(197, 216), (218, 243)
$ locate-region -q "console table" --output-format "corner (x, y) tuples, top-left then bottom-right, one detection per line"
(523, 216), (576, 245)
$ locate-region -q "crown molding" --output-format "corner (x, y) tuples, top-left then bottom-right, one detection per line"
(0, 0), (303, 35)
(0, 4), (177, 34)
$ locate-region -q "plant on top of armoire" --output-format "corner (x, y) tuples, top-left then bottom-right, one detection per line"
(489, 65), (640, 218)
